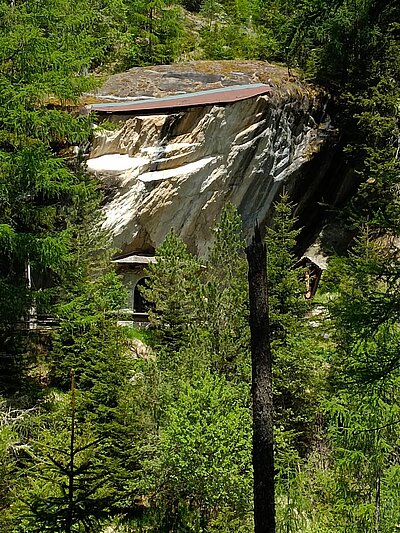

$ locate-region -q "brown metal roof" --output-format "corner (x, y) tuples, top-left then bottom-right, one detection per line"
(89, 84), (271, 114)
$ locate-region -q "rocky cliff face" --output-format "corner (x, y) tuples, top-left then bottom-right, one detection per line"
(86, 62), (341, 256)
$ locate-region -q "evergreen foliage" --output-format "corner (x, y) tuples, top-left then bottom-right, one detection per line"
(201, 203), (249, 378)
(1, 0), (400, 530)
(9, 394), (110, 533)
(154, 374), (252, 532)
(267, 195), (323, 455)
(141, 229), (203, 352)
(121, 0), (184, 66)
(136, 201), (325, 531)
(0, 0), (112, 394)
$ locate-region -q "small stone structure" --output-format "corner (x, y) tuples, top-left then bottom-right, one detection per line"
(111, 252), (156, 320)
(295, 255), (325, 299)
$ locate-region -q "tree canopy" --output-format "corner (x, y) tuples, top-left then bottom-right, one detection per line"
(0, 0), (399, 531)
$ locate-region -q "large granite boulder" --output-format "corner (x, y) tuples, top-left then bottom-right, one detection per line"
(86, 61), (347, 256)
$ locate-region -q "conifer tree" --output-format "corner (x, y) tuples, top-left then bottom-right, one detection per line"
(0, 4), (148, 526)
(266, 194), (307, 339)
(0, 0), (118, 394)
(122, 0), (183, 66)
(322, 221), (400, 532)
(203, 203), (249, 378)
(5, 253), (146, 530)
(267, 194), (321, 449)
(141, 230), (203, 352)
(9, 388), (111, 533)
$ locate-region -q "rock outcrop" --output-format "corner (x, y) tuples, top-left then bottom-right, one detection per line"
(86, 61), (344, 256)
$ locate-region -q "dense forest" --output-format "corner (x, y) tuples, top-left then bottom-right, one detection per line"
(0, 0), (399, 531)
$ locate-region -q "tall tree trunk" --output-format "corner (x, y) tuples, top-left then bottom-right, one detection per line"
(374, 469), (381, 533)
(246, 224), (275, 533)
(66, 369), (76, 533)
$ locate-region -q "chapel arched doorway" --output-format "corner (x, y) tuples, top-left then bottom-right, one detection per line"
(133, 277), (151, 313)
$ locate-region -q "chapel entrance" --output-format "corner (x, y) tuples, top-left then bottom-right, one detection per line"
(133, 277), (151, 313)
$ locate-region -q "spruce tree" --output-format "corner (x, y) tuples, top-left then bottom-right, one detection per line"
(0, 0), (117, 395)
(203, 203), (249, 379)
(141, 230), (203, 353)
(122, 0), (183, 66)
(267, 194), (321, 450)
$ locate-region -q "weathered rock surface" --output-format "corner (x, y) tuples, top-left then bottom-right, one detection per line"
(87, 61), (345, 256)
(92, 60), (298, 100)
(128, 338), (154, 360)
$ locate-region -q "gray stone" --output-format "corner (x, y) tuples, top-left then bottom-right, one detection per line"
(88, 90), (335, 256)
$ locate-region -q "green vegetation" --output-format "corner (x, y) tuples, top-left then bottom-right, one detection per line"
(0, 0), (399, 531)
